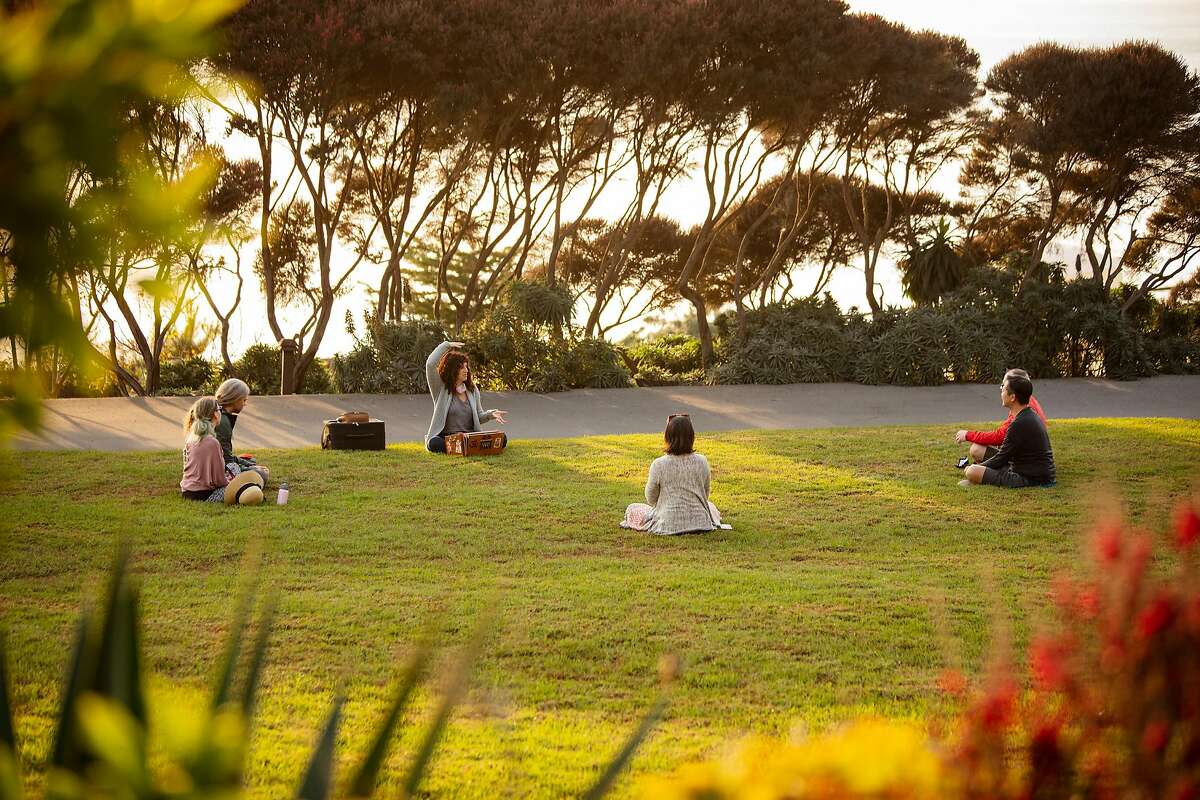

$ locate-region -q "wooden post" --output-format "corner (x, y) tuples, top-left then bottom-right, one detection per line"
(279, 338), (298, 395)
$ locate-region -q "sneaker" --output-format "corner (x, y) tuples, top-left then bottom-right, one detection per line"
(958, 479), (973, 488)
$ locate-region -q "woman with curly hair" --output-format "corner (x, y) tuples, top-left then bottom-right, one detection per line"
(424, 341), (509, 453)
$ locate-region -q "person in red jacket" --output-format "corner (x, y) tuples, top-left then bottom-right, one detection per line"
(955, 369), (1047, 463)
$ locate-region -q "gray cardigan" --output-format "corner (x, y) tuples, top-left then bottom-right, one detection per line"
(641, 453), (718, 535)
(425, 342), (496, 444)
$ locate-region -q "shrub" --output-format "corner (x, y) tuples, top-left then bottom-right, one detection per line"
(232, 343), (334, 396)
(626, 335), (703, 386)
(332, 316), (448, 394)
(464, 286), (633, 392)
(711, 296), (861, 385)
(158, 355), (216, 396)
(566, 337), (635, 389)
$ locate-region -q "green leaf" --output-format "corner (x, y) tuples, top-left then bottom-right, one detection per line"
(296, 696), (343, 800)
(213, 559), (261, 711)
(50, 611), (92, 769)
(239, 593), (276, 720)
(346, 643), (431, 797)
(582, 694), (669, 800)
(0, 746), (21, 800)
(0, 632), (16, 755)
(401, 618), (491, 799)
(93, 546), (145, 725)
(75, 694), (148, 793)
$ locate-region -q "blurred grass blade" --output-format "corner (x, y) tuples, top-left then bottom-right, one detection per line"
(582, 694), (669, 800)
(347, 644), (431, 797)
(213, 558), (261, 711)
(0, 632), (16, 755)
(239, 594), (276, 720)
(50, 611), (92, 768)
(296, 696), (343, 800)
(92, 543), (145, 724)
(401, 617), (491, 798)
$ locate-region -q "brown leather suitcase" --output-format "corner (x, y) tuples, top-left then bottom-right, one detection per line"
(445, 430), (506, 456)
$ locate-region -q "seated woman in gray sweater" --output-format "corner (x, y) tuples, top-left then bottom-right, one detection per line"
(425, 341), (509, 453)
(622, 414), (722, 535)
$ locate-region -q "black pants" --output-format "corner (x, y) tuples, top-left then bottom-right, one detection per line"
(982, 465), (1053, 489)
(427, 433), (508, 453)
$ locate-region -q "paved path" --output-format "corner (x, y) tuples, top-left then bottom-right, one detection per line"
(11, 375), (1199, 452)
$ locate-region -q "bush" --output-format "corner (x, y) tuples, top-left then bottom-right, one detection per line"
(711, 296), (862, 385)
(627, 335), (704, 386)
(232, 343), (334, 396)
(464, 286), (634, 392)
(158, 355), (216, 396)
(332, 316), (448, 394)
(566, 337), (635, 389)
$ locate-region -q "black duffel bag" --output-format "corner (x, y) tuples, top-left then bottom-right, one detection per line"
(321, 416), (386, 450)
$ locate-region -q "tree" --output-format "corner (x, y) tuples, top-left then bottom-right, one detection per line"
(831, 15), (979, 314)
(219, 0), (377, 392)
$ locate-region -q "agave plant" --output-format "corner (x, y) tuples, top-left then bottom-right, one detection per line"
(0, 545), (669, 799)
(900, 220), (970, 307)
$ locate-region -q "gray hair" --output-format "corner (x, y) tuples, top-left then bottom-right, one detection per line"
(1005, 368), (1030, 379)
(215, 378), (251, 407)
(184, 396), (219, 443)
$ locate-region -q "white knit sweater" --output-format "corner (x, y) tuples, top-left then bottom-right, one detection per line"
(641, 453), (718, 535)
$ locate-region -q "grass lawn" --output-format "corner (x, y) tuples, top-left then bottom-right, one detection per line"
(2, 418), (1198, 797)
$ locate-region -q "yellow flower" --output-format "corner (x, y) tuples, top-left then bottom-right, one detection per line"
(641, 718), (944, 799)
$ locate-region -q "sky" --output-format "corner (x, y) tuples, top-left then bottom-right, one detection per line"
(195, 1), (1200, 358)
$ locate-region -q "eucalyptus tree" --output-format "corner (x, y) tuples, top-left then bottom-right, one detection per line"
(969, 41), (1200, 289)
(830, 14), (979, 314)
(218, 0), (377, 390)
(673, 0), (850, 363)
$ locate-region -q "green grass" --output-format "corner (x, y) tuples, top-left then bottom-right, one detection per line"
(2, 419), (1198, 797)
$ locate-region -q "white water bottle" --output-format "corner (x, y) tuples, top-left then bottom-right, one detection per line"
(277, 482), (289, 505)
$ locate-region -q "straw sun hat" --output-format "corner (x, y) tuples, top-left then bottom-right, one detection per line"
(224, 470), (265, 506)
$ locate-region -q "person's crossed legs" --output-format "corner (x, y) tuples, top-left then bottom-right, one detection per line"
(963, 463), (1032, 488)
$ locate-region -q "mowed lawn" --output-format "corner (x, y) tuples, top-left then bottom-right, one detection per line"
(2, 418), (1198, 797)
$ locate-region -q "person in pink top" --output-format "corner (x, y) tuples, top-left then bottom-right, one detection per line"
(180, 397), (231, 502)
(955, 368), (1047, 463)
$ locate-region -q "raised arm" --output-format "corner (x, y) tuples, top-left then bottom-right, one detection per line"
(425, 341), (458, 399)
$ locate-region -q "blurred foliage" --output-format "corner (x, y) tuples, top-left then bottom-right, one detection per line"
(332, 314), (448, 395)
(0, 0), (239, 437)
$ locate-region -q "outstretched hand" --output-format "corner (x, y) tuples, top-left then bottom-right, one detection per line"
(491, 410), (508, 424)
(954, 429), (968, 444)
(448, 341), (466, 348)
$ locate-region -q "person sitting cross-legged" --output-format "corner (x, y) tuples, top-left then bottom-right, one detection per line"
(622, 414), (723, 535)
(424, 341), (509, 453)
(961, 373), (1056, 489)
(954, 368), (1047, 463)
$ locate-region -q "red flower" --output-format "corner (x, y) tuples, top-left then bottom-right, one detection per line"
(978, 680), (1017, 731)
(1142, 719), (1169, 755)
(1030, 637), (1070, 691)
(1136, 594), (1176, 640)
(1174, 504), (1200, 551)
(1094, 523), (1123, 564)
(1075, 585), (1100, 619)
